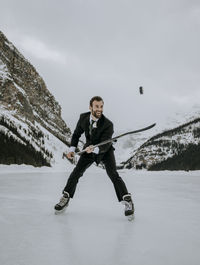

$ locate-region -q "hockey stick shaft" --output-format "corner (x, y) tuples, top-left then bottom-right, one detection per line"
(77, 123), (156, 155)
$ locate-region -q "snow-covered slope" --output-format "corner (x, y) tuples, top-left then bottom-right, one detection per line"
(123, 117), (200, 170)
(112, 101), (200, 170)
(0, 106), (73, 167)
(0, 31), (71, 142)
(114, 128), (156, 167)
(0, 31), (74, 166)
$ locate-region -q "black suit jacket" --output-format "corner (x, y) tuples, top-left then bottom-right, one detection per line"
(70, 112), (114, 160)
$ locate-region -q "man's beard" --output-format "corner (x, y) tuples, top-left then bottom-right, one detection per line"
(91, 109), (102, 119)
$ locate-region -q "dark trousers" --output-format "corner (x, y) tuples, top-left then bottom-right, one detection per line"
(63, 148), (128, 201)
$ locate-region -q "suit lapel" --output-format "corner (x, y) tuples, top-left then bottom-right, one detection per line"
(85, 113), (90, 136)
(97, 115), (104, 128)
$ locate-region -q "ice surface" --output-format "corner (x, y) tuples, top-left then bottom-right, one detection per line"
(0, 165), (200, 265)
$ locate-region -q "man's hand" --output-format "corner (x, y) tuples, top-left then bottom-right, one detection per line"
(85, 145), (94, 153)
(67, 152), (75, 160)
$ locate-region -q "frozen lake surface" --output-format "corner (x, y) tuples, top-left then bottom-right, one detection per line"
(0, 165), (200, 265)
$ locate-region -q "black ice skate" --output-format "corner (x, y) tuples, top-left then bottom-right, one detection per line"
(54, 191), (70, 214)
(122, 194), (135, 221)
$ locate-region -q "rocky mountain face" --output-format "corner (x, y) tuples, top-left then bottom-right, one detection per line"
(123, 118), (200, 171)
(0, 31), (71, 166)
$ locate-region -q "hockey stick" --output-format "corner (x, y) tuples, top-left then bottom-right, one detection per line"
(77, 123), (156, 155)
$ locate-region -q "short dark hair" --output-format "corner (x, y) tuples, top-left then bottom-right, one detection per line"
(89, 96), (104, 107)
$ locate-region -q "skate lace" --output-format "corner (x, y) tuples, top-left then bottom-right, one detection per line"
(124, 200), (133, 211)
(122, 200), (133, 212)
(58, 196), (68, 207)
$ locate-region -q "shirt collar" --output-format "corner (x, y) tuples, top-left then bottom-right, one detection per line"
(90, 114), (99, 123)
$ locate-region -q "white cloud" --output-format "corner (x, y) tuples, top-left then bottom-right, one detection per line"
(1, 0), (200, 130)
(19, 36), (66, 64)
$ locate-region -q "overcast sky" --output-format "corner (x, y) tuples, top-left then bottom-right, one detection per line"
(1, 0), (200, 133)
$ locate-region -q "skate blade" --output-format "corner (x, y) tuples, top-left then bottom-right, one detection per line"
(127, 214), (135, 221)
(54, 207), (67, 215)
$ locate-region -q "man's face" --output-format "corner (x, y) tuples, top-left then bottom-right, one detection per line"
(90, 100), (104, 119)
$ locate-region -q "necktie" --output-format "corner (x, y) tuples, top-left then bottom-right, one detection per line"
(89, 120), (96, 135)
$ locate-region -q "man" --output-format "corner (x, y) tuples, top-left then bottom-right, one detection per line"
(54, 96), (134, 219)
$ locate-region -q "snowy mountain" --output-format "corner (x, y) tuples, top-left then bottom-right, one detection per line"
(114, 129), (154, 167)
(0, 31), (72, 166)
(114, 103), (200, 165)
(111, 101), (200, 170)
(123, 117), (200, 170)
